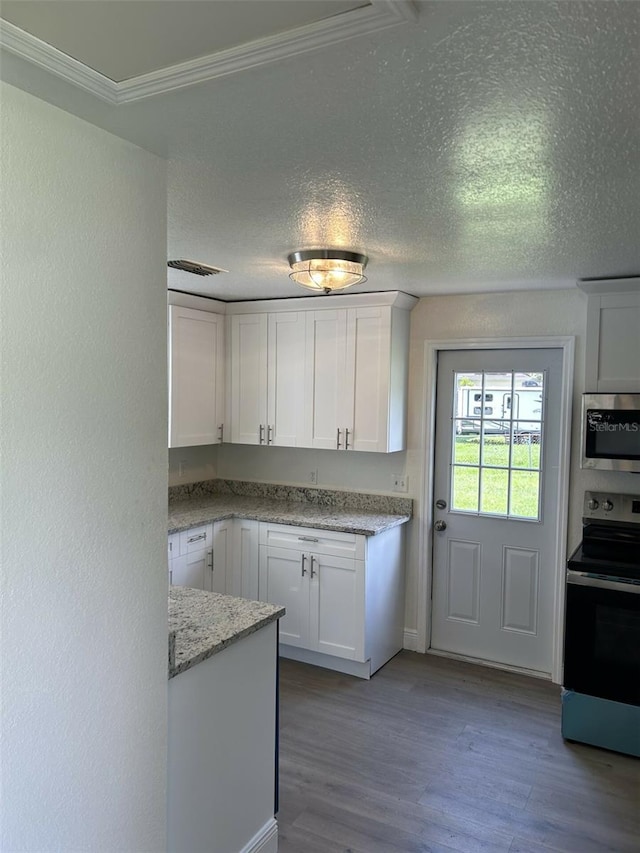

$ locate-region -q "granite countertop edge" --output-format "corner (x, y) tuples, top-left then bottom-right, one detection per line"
(168, 496), (411, 537)
(169, 588), (285, 679)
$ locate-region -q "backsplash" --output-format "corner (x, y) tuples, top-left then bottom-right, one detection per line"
(168, 478), (413, 516)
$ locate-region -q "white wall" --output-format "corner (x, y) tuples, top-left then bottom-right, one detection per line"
(169, 444), (218, 486)
(0, 84), (168, 851)
(216, 443), (407, 493)
(403, 289), (638, 635)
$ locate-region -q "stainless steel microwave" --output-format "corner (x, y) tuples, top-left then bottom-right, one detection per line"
(582, 393), (640, 472)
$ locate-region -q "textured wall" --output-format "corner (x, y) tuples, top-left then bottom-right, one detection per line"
(0, 84), (168, 850)
(403, 289), (638, 635)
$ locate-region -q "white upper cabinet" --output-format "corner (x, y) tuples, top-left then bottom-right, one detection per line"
(168, 305), (224, 448)
(304, 301), (412, 452)
(230, 311), (306, 446)
(303, 309), (347, 450)
(173, 291), (417, 453)
(229, 313), (268, 445)
(582, 287), (640, 393)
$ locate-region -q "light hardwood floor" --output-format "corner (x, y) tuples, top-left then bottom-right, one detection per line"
(277, 652), (639, 853)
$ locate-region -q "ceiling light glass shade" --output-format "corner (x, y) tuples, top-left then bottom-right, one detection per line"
(287, 249), (368, 293)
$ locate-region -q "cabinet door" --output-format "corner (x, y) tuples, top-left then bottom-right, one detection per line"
(208, 520), (231, 594)
(259, 545), (309, 648)
(303, 310), (348, 449)
(345, 306), (391, 453)
(169, 306), (224, 448)
(310, 553), (365, 661)
(171, 549), (208, 590)
(231, 519), (259, 600)
(267, 312), (306, 446)
(586, 292), (640, 392)
(230, 313), (268, 444)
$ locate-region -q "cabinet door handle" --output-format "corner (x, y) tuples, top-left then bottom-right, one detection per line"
(298, 536), (319, 542)
(259, 424), (265, 444)
(218, 423), (224, 443)
(310, 555), (317, 579)
(336, 428), (342, 449)
(187, 532), (207, 544)
(267, 424), (273, 445)
(301, 553), (307, 576)
(207, 549), (213, 570)
(345, 428), (351, 450)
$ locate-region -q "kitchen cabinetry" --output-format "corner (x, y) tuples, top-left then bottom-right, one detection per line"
(229, 518), (259, 600)
(582, 284), (640, 393)
(303, 301), (412, 452)
(168, 520), (230, 592)
(168, 305), (225, 448)
(229, 311), (306, 446)
(258, 522), (404, 677)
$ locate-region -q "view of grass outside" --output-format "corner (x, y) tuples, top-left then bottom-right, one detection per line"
(452, 436), (541, 518)
(451, 370), (544, 519)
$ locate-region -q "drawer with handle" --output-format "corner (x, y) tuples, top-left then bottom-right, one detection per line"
(259, 522), (364, 560)
(178, 523), (213, 556)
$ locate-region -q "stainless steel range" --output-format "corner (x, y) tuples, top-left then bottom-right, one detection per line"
(562, 491), (640, 756)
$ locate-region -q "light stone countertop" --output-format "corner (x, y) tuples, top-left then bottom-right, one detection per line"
(169, 586), (285, 679)
(168, 494), (411, 537)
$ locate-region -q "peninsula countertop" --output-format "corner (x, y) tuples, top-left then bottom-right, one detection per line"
(169, 586), (285, 679)
(168, 493), (411, 537)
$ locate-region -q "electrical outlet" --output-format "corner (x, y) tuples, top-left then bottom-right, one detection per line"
(178, 459), (187, 478)
(309, 469), (318, 485)
(392, 474), (408, 493)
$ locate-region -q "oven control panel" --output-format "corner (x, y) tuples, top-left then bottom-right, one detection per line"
(584, 491), (640, 524)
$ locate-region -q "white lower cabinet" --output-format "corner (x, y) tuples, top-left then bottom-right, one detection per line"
(258, 522), (404, 678)
(229, 518), (260, 600)
(169, 518), (258, 596)
(169, 524), (212, 590)
(169, 518), (405, 678)
(208, 519), (232, 593)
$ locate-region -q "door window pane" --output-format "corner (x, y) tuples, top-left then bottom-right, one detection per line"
(481, 468), (509, 515)
(452, 465), (479, 512)
(511, 424), (542, 470)
(451, 370), (543, 520)
(480, 426), (511, 467)
(509, 471), (540, 518)
(453, 434), (480, 465)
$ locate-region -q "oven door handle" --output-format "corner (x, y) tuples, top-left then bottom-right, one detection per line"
(567, 570), (640, 594)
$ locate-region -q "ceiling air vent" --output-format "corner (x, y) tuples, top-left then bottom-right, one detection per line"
(167, 259), (228, 276)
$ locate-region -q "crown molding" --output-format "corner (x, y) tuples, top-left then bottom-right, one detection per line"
(0, 1), (418, 105)
(381, 1), (420, 23)
(0, 19), (118, 103)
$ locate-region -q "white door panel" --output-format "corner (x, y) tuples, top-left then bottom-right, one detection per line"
(259, 545), (309, 648)
(230, 314), (268, 444)
(304, 310), (347, 449)
(431, 349), (562, 675)
(267, 312), (306, 446)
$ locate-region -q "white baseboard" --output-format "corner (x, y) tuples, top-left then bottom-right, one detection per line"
(403, 628), (419, 651)
(240, 818), (278, 853)
(280, 645), (372, 679)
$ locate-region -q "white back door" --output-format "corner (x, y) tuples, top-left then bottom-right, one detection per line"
(431, 348), (562, 675)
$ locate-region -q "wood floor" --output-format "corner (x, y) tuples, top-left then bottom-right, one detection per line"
(277, 652), (639, 853)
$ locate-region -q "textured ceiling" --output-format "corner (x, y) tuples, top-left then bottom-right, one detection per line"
(2, 1), (638, 301)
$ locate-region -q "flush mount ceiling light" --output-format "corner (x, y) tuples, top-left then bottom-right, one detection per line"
(287, 249), (368, 294)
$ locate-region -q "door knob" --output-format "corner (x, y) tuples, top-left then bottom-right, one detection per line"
(434, 520), (447, 532)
